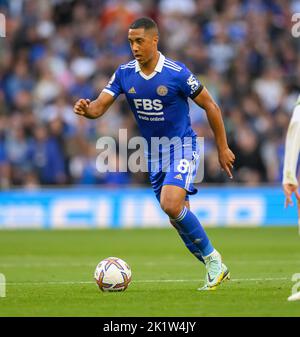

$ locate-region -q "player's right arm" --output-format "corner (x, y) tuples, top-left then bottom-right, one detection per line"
(73, 92), (115, 119)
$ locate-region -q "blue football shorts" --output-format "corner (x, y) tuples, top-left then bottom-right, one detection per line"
(148, 139), (200, 202)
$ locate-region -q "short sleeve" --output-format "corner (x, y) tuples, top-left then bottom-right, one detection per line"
(178, 66), (203, 99)
(102, 67), (123, 98)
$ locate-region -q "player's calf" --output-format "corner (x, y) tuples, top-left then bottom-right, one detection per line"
(170, 219), (205, 264)
(161, 185), (214, 257)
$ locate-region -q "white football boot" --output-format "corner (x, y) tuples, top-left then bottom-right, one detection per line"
(198, 250), (230, 291)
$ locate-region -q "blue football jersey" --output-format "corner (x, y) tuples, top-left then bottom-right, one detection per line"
(102, 52), (203, 149)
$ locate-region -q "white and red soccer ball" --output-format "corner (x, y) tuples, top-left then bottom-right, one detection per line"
(94, 257), (132, 292)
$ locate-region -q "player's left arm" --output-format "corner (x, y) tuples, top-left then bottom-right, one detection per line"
(193, 87), (235, 179)
(282, 102), (300, 207)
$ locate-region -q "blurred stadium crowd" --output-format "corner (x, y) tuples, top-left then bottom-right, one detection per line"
(0, 0), (299, 188)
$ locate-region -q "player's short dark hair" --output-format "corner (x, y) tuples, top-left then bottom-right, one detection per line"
(129, 17), (158, 32)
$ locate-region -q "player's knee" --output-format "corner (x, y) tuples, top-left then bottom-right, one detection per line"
(160, 198), (183, 219)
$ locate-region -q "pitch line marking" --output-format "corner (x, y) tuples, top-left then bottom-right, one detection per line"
(3, 277), (289, 286)
(1, 260), (299, 268)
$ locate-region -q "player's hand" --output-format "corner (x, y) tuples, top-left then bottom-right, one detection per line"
(73, 99), (91, 116)
(283, 183), (300, 208)
(218, 147), (235, 179)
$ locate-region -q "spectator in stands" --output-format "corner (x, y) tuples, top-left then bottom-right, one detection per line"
(0, 0), (298, 187)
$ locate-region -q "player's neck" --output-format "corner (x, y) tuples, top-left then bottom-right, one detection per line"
(139, 51), (160, 75)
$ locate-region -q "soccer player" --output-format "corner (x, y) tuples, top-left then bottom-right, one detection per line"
(283, 94), (300, 220)
(283, 94), (300, 301)
(73, 17), (235, 290)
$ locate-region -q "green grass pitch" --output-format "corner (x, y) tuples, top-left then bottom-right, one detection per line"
(0, 227), (300, 317)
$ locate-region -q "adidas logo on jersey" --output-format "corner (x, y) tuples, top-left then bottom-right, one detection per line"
(174, 174), (183, 181)
(128, 87), (136, 94)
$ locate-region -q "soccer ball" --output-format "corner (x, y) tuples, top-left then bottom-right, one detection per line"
(94, 257), (132, 292)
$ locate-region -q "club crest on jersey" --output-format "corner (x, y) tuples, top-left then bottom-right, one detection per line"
(156, 85), (168, 96)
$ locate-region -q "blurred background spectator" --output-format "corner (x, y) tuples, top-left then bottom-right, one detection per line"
(0, 0), (299, 188)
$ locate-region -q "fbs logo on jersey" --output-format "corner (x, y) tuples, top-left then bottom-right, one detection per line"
(128, 87), (136, 94)
(174, 174), (183, 181)
(133, 99), (163, 111)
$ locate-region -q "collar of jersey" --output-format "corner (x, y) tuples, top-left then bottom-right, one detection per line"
(135, 52), (165, 80)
